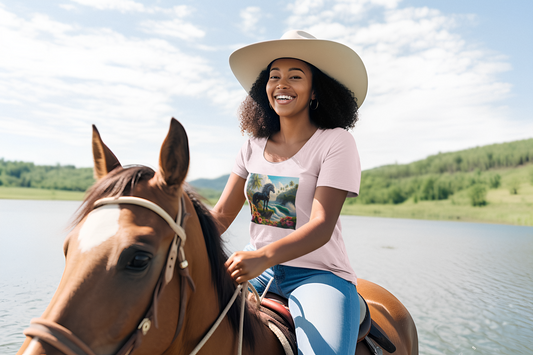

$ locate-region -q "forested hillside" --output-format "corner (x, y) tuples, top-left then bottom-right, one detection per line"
(0, 159), (94, 191)
(2, 138), (532, 207)
(351, 138), (533, 206)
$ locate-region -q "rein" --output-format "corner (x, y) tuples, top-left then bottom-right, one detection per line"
(23, 195), (248, 355)
(24, 196), (193, 355)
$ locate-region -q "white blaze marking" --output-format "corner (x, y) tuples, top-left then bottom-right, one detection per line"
(78, 204), (120, 253)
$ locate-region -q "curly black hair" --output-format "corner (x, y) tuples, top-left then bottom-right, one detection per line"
(238, 60), (359, 138)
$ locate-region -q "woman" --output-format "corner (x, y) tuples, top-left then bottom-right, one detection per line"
(212, 30), (367, 354)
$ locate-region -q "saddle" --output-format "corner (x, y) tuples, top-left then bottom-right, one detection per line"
(259, 292), (396, 355)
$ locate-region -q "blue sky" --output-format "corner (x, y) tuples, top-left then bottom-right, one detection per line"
(1, 0), (531, 180)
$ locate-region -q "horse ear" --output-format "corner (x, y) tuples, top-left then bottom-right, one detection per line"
(92, 125), (121, 180)
(158, 118), (189, 188)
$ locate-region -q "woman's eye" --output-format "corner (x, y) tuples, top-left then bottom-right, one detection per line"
(127, 253), (152, 271)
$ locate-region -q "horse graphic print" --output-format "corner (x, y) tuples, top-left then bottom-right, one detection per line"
(247, 173), (298, 230)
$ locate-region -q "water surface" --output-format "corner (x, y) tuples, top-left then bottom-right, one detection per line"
(1, 200), (532, 354)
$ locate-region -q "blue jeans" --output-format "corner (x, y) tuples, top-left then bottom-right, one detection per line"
(246, 248), (359, 354)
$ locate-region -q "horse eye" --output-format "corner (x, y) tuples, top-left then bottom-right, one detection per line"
(126, 253), (152, 271)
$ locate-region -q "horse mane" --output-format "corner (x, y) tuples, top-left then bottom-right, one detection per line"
(73, 165), (261, 350)
(184, 187), (260, 351)
(262, 183), (275, 193)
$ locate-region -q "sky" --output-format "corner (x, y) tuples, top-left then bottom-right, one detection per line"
(1, 0), (532, 181)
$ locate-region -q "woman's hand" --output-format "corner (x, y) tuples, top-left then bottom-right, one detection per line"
(225, 250), (269, 284)
(224, 186), (348, 284)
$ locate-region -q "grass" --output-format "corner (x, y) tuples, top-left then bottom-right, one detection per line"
(342, 166), (533, 226)
(192, 187), (221, 207)
(341, 193), (533, 226)
(0, 187), (85, 201)
(2, 164), (532, 226)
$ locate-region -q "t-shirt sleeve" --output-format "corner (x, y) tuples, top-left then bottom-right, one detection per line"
(232, 140), (250, 179)
(316, 130), (361, 197)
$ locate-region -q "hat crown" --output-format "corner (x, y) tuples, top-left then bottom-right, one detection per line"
(280, 30), (316, 40)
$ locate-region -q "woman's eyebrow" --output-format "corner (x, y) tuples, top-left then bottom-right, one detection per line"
(270, 67), (305, 73)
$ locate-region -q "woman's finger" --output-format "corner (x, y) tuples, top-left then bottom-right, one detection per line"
(224, 253), (236, 268)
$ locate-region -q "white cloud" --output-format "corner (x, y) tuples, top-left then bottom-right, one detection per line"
(0, 6), (238, 174)
(287, 0), (401, 28)
(1, 0), (530, 181)
(240, 7), (262, 35)
(68, 1), (205, 40)
(68, 0), (196, 17)
(284, 0), (529, 170)
(70, 0), (146, 12)
(59, 4), (77, 11)
(139, 5), (205, 40)
(140, 18), (205, 40)
(288, 0), (325, 16)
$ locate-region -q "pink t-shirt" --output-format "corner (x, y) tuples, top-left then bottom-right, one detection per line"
(232, 128), (361, 285)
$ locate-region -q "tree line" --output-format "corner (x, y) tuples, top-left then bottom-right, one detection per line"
(0, 159), (94, 191)
(348, 138), (533, 206)
(2, 138), (532, 205)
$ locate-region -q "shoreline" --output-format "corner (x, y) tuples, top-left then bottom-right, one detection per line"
(342, 182), (533, 226)
(1, 186), (532, 227)
(0, 187), (85, 201)
(341, 201), (533, 226)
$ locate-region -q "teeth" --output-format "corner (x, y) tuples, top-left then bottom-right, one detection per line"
(275, 95), (293, 100)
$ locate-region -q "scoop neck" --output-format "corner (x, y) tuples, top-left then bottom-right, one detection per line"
(262, 129), (321, 164)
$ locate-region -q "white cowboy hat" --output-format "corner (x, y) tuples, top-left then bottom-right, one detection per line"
(229, 30), (368, 107)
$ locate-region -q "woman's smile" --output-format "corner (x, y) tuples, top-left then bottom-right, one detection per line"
(274, 94), (295, 105)
(266, 58), (314, 120)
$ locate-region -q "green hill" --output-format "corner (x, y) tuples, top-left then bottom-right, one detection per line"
(352, 138), (533, 205)
(2, 138), (532, 225)
(189, 174), (230, 191)
(187, 138), (533, 225)
(0, 159), (94, 191)
(342, 138), (533, 225)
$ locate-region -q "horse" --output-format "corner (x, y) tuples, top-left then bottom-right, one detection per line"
(17, 118), (418, 355)
(252, 183), (275, 211)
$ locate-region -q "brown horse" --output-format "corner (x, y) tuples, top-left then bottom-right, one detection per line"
(17, 118), (417, 355)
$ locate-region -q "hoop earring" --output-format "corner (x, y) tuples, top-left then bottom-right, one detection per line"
(309, 99), (319, 110)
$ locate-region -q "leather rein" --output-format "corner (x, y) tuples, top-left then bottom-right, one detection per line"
(23, 196), (196, 355)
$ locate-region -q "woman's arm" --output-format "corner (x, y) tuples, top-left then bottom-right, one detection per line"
(211, 173), (247, 234)
(225, 185), (348, 283)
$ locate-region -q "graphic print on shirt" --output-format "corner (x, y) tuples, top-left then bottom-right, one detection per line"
(247, 173), (298, 230)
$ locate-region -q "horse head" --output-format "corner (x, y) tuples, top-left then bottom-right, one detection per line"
(18, 119), (207, 354)
(262, 183), (275, 195)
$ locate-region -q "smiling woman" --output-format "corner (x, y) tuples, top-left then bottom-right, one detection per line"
(240, 58), (361, 138)
(209, 30), (419, 355)
(216, 30), (368, 354)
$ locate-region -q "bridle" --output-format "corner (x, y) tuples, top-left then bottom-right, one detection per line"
(23, 196), (195, 355)
(23, 195), (258, 355)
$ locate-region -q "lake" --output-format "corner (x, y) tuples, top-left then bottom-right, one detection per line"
(1, 199), (532, 354)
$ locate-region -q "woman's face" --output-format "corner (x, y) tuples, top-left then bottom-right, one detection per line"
(266, 58), (315, 121)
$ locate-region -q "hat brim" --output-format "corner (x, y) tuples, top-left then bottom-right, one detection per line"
(229, 38), (368, 107)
